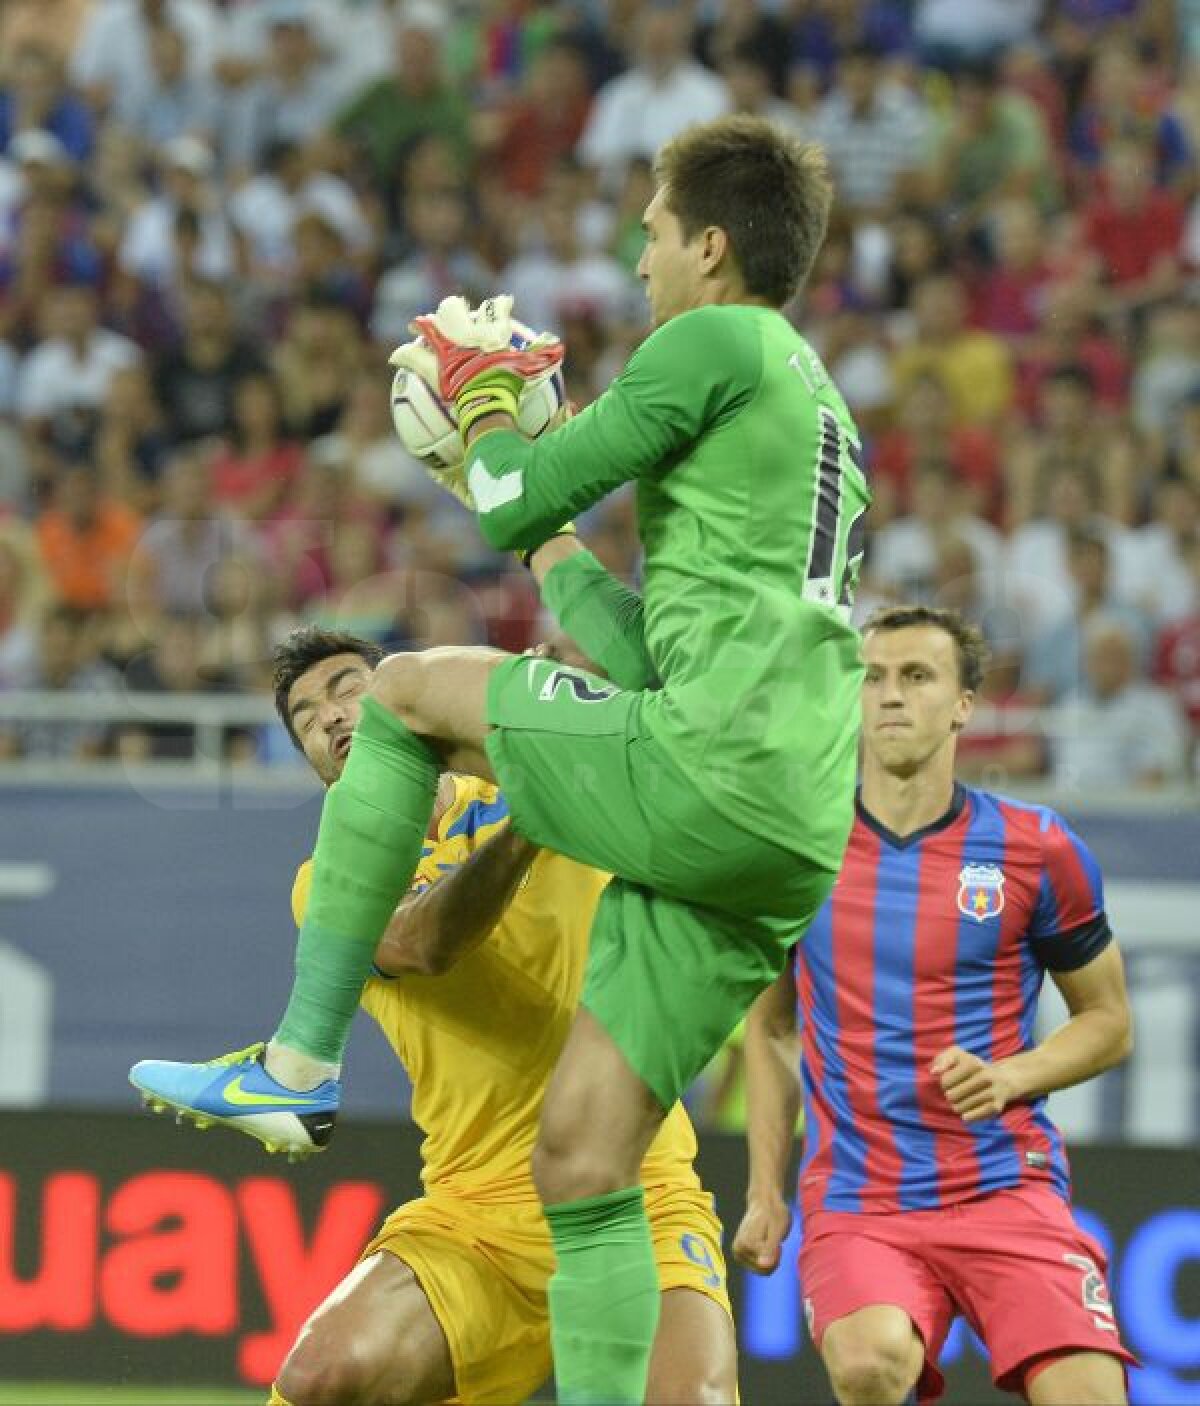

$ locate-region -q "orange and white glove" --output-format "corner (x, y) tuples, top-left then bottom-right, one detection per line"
(407, 295), (564, 437)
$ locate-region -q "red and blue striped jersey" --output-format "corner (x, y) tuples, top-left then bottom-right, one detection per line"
(795, 784), (1111, 1218)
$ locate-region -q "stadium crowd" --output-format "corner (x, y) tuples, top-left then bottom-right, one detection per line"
(0, 0), (1196, 786)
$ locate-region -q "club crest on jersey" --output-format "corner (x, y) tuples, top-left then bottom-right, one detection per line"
(957, 863), (1006, 922)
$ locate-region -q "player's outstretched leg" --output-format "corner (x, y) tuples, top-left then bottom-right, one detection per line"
(131, 649), (506, 1155)
(535, 1010), (669, 1406)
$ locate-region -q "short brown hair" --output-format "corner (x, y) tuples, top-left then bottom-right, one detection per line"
(655, 115), (833, 306)
(272, 625), (384, 747)
(862, 606), (988, 693)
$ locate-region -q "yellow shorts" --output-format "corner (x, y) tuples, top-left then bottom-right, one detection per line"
(360, 1181), (732, 1406)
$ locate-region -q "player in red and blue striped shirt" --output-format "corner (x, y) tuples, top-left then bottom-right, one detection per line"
(735, 606), (1137, 1406)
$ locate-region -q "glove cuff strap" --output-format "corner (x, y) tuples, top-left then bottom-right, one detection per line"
(456, 383), (520, 437)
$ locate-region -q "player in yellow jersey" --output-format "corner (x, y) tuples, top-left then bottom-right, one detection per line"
(264, 626), (736, 1406)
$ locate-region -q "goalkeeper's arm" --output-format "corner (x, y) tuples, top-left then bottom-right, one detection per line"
(529, 537), (657, 693)
(464, 305), (758, 553)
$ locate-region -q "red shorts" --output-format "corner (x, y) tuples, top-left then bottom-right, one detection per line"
(799, 1184), (1137, 1403)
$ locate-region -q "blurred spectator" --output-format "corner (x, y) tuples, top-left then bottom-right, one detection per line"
(229, 138), (371, 285)
(0, 0), (92, 64)
(114, 20), (219, 147)
(323, 369), (447, 517)
(131, 448), (261, 618)
(913, 0), (1042, 65)
(334, 2), (470, 202)
(209, 370), (304, 520)
(718, 43), (807, 137)
(1004, 364), (1126, 527)
(578, 0), (729, 188)
(35, 464), (141, 610)
(695, 0), (791, 94)
(1007, 460), (1142, 630)
(1133, 476), (1200, 627)
(808, 42), (930, 217)
(1069, 36), (1193, 192)
(288, 208), (370, 320)
(930, 55), (1058, 222)
(117, 612), (246, 761)
(874, 206), (950, 311)
(0, 415), (31, 512)
(265, 442), (384, 609)
(303, 518), (401, 641)
(1051, 613), (1189, 790)
(70, 0), (218, 119)
(971, 198), (1055, 343)
(0, 518), (46, 690)
(866, 461), (1004, 603)
(503, 188), (639, 341)
(869, 372), (1001, 521)
(273, 295), (363, 439)
(1079, 137), (1185, 311)
(1023, 525), (1151, 703)
(15, 281), (140, 448)
(1132, 305), (1200, 460)
(221, 1), (343, 176)
(152, 278), (265, 444)
(0, 41), (93, 161)
(6, 603), (120, 760)
(371, 186), (490, 348)
(118, 135), (235, 294)
(1013, 279), (1130, 419)
(1153, 532), (1200, 747)
(93, 363), (170, 514)
(482, 39), (593, 199)
(1, 132), (103, 340)
(890, 273), (1014, 425)
(956, 647), (1047, 785)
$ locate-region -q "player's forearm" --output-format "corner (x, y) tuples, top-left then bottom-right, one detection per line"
(538, 549), (658, 692)
(465, 417), (636, 552)
(744, 1019), (801, 1202)
(999, 1005), (1133, 1102)
(374, 828), (539, 977)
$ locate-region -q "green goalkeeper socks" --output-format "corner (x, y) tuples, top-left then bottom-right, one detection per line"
(545, 1186), (661, 1405)
(274, 696), (439, 1065)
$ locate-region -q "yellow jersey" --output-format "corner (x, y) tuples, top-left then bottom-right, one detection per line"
(292, 775), (702, 1203)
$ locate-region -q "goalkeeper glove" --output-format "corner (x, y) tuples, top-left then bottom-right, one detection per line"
(410, 295), (564, 438)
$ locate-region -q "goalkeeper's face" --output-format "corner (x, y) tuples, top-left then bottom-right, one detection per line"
(637, 185), (706, 327)
(287, 653), (373, 786)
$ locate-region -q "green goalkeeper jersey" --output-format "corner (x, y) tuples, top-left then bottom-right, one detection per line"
(467, 302), (870, 869)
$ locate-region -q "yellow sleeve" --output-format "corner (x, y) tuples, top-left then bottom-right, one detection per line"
(289, 776), (511, 925)
(414, 775), (510, 891)
(292, 860), (313, 926)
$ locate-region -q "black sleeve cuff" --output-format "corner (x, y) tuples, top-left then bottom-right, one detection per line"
(1033, 913), (1113, 972)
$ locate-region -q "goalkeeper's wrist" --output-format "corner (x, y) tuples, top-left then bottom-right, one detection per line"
(519, 524), (578, 570)
(455, 370), (521, 438)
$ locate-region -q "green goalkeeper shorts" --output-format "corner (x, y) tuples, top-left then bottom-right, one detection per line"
(485, 654), (836, 1105)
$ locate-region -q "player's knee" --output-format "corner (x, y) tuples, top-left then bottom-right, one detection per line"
(1026, 1353), (1128, 1406)
(824, 1331), (918, 1406)
(276, 1333), (381, 1406)
(369, 653), (426, 730)
(532, 1115), (626, 1203)
(646, 1363), (732, 1405)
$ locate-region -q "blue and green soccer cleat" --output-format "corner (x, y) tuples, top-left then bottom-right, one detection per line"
(129, 1042), (338, 1161)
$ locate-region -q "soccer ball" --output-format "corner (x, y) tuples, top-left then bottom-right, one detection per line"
(390, 336), (566, 469)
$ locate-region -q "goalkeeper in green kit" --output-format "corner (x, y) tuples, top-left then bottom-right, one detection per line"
(130, 115), (870, 1403)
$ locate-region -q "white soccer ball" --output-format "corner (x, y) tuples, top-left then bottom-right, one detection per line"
(390, 338), (566, 469)
(389, 367), (462, 470)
